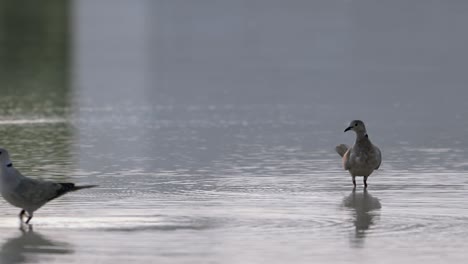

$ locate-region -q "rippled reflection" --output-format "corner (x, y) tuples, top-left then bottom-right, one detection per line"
(343, 189), (381, 248)
(0, 229), (73, 264)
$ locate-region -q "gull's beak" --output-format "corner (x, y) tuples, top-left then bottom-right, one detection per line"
(344, 127), (352, 132)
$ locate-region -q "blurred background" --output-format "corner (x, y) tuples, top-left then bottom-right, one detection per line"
(1, 0), (468, 263)
(1, 0), (467, 165)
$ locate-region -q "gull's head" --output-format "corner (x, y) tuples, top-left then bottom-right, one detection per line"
(0, 148), (13, 168)
(344, 120), (367, 134)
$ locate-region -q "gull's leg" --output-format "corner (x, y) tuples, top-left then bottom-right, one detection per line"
(352, 176), (356, 188)
(25, 212), (33, 224)
(19, 209), (25, 222)
(364, 176), (368, 188)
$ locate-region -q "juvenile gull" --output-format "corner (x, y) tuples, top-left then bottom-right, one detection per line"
(335, 120), (381, 188)
(0, 148), (97, 224)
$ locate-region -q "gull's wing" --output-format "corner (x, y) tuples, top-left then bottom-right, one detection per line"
(335, 144), (349, 158)
(13, 177), (65, 206)
(374, 145), (382, 170)
(13, 175), (95, 205)
(343, 147), (352, 170)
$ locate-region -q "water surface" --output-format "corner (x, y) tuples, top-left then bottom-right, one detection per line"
(0, 104), (467, 264)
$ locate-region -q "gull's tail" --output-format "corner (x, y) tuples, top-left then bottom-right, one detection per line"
(335, 144), (348, 157)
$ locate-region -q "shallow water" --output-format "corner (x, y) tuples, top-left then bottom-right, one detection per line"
(0, 105), (468, 263)
(2, 0), (468, 263)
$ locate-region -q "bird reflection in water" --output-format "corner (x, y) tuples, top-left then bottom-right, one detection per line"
(0, 227), (73, 264)
(342, 189), (381, 248)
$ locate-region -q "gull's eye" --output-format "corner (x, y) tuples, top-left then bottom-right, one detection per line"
(0, 151), (2, 155)
(354, 123), (358, 127)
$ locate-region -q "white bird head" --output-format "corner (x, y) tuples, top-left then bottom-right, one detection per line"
(344, 120), (367, 135)
(0, 148), (13, 169)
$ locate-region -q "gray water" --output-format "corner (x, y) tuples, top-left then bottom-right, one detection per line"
(1, 0), (468, 263)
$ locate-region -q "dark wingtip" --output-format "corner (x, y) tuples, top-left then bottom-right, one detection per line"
(74, 184), (98, 190)
(60, 183), (75, 191)
(50, 183), (98, 201)
(48, 183), (75, 201)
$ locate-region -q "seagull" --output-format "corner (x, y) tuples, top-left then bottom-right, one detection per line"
(0, 148), (97, 224)
(335, 120), (381, 188)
